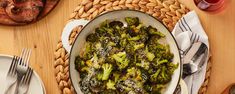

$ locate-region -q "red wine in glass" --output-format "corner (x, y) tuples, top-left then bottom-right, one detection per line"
(194, 0), (224, 11)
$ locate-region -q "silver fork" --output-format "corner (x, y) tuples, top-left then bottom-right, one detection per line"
(4, 56), (19, 94)
(183, 43), (208, 78)
(15, 49), (32, 94)
(18, 68), (33, 94)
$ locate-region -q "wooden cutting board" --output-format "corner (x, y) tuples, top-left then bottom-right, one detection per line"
(0, 0), (60, 26)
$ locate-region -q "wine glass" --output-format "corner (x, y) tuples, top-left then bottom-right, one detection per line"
(194, 0), (225, 12)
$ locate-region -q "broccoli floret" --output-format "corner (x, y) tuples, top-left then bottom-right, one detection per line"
(75, 56), (85, 71)
(147, 26), (165, 37)
(127, 27), (138, 37)
(157, 66), (172, 84)
(101, 63), (113, 80)
(95, 27), (107, 37)
(167, 63), (179, 75)
(140, 68), (150, 82)
(150, 69), (161, 83)
(111, 52), (130, 70)
(138, 26), (149, 42)
(146, 52), (155, 61)
(136, 61), (150, 70)
(119, 38), (127, 47)
(113, 73), (121, 83)
(125, 44), (135, 55)
(151, 84), (165, 94)
(125, 17), (140, 26)
(96, 72), (103, 80)
(107, 41), (116, 47)
(85, 60), (93, 67)
(83, 42), (94, 60)
(109, 21), (123, 28)
(126, 67), (142, 81)
(128, 35), (140, 41)
(90, 77), (102, 88)
(89, 53), (100, 69)
(116, 80), (132, 92)
(86, 33), (98, 42)
(106, 80), (116, 90)
(158, 59), (168, 65)
(134, 43), (145, 51)
(81, 67), (89, 72)
(144, 84), (152, 92)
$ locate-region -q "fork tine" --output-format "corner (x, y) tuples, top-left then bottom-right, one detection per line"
(22, 68), (33, 85)
(19, 49), (26, 65)
(11, 56), (19, 75)
(22, 49), (28, 66)
(8, 56), (16, 74)
(26, 68), (33, 85)
(25, 49), (31, 67)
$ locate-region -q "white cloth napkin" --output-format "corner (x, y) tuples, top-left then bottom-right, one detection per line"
(172, 11), (210, 94)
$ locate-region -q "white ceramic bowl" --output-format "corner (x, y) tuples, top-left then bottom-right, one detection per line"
(68, 10), (182, 94)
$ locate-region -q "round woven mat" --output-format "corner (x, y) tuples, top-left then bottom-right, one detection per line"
(53, 0), (211, 94)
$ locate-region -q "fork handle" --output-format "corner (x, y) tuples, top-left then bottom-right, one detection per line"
(15, 75), (23, 94)
(4, 83), (15, 94)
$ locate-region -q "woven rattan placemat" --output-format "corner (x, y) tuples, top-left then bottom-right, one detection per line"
(53, 0), (211, 94)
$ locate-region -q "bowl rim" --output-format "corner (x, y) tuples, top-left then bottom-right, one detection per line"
(68, 9), (182, 94)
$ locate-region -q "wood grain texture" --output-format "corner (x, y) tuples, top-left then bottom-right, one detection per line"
(0, 0), (234, 94)
(0, 0), (81, 94)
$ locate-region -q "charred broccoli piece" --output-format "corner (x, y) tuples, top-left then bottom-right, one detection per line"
(126, 67), (142, 81)
(125, 43), (135, 55)
(157, 66), (172, 84)
(86, 33), (98, 42)
(83, 42), (94, 60)
(147, 26), (165, 37)
(101, 63), (113, 80)
(111, 52), (130, 70)
(96, 72), (103, 81)
(109, 21), (123, 28)
(125, 17), (140, 26)
(75, 56), (85, 71)
(150, 69), (161, 83)
(113, 72), (121, 83)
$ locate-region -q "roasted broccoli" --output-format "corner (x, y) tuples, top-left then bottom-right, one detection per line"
(150, 69), (161, 83)
(125, 17), (140, 26)
(134, 43), (145, 51)
(75, 17), (178, 94)
(111, 52), (130, 70)
(106, 80), (116, 90)
(147, 26), (165, 37)
(101, 63), (113, 80)
(75, 56), (85, 71)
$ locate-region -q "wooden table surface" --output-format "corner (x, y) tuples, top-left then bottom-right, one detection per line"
(0, 0), (234, 94)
